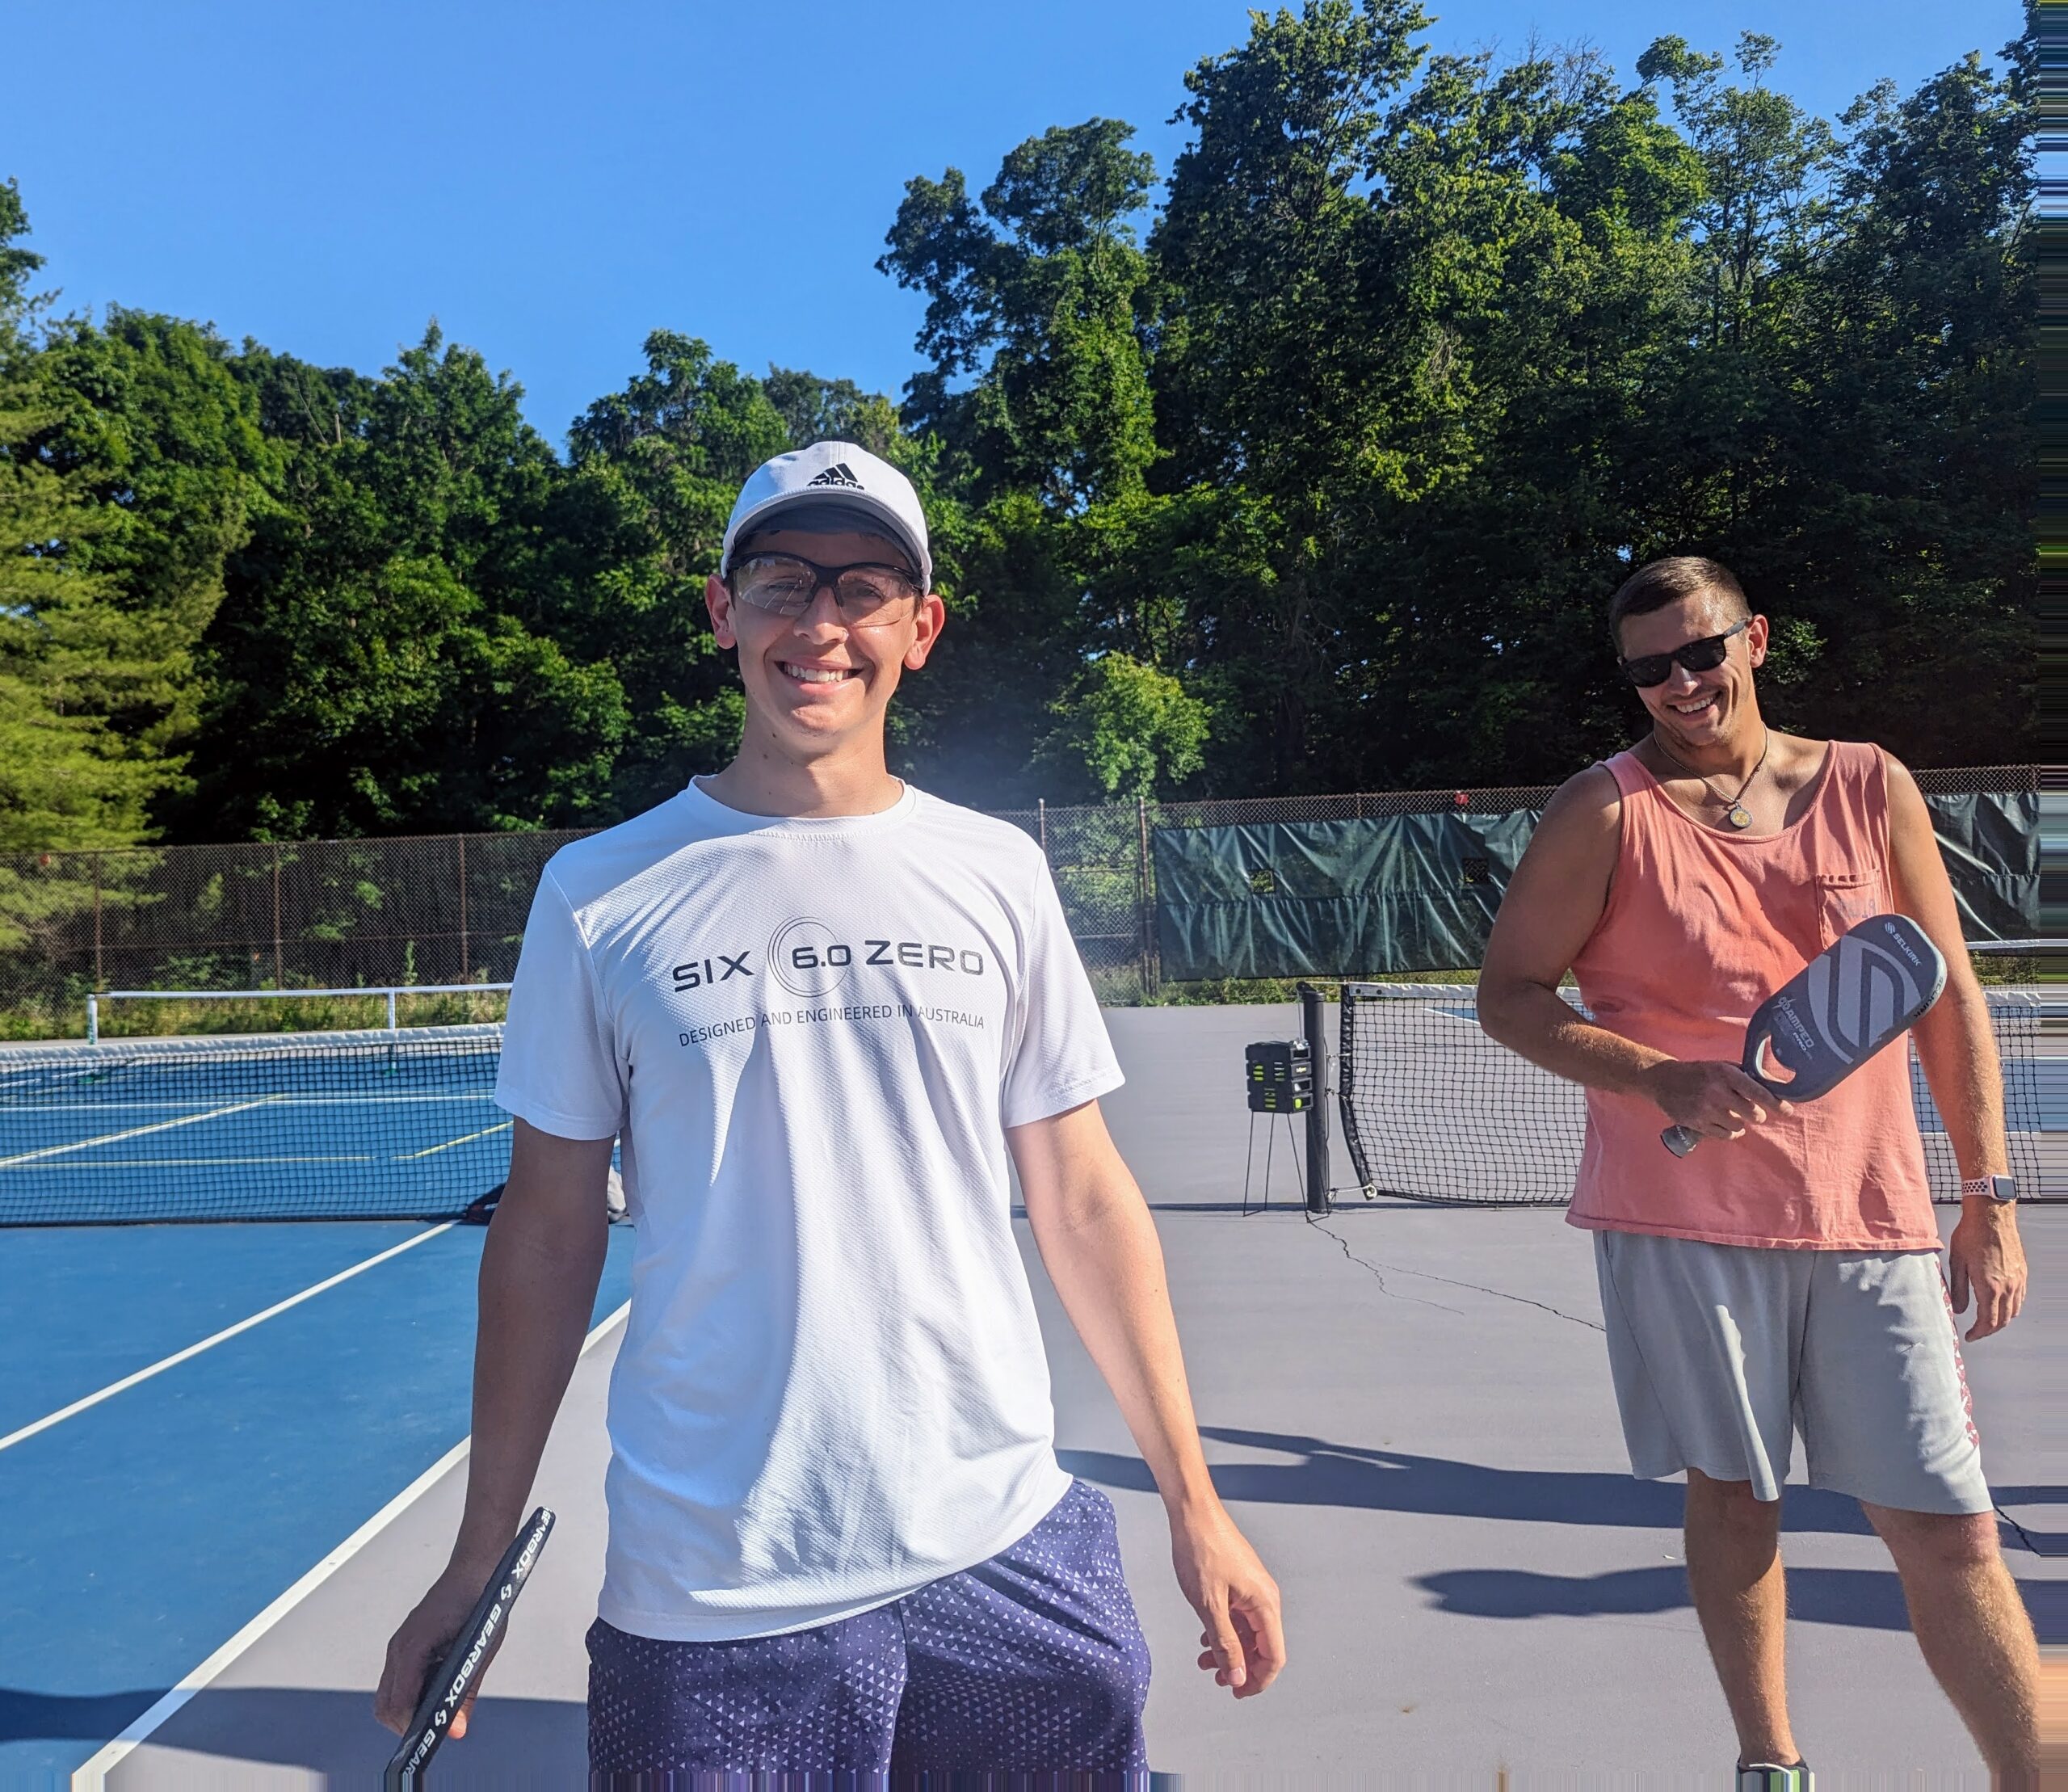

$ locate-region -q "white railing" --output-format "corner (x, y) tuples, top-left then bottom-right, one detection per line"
(85, 984), (513, 1044)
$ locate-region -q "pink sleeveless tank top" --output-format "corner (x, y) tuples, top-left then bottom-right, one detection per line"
(1566, 741), (1937, 1250)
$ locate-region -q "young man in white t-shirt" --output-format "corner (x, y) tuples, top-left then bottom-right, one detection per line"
(376, 440), (1284, 1778)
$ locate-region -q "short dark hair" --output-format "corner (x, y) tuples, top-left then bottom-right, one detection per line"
(1608, 557), (1750, 651)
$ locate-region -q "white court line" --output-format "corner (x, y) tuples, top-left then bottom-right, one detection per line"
(71, 1299), (633, 1790)
(397, 1119), (513, 1159)
(0, 1223), (459, 1455)
(0, 1096), (288, 1167)
(4, 1156), (376, 1172)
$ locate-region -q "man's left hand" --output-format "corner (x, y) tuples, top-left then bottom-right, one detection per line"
(1169, 1498), (1284, 1699)
(1948, 1205), (2027, 1341)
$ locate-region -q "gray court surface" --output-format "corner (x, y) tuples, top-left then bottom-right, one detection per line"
(106, 1003), (2062, 1788)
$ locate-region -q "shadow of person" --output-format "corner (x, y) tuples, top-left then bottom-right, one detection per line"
(1410, 1563), (1914, 1629)
(1059, 1427), (1875, 1534)
(0, 1685), (586, 1781)
(0, 1686), (165, 1745)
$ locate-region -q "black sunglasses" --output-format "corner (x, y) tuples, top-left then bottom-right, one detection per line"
(1619, 616), (1751, 688)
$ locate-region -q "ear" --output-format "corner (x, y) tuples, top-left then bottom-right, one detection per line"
(1746, 612), (1769, 669)
(903, 593), (946, 671)
(707, 573), (737, 650)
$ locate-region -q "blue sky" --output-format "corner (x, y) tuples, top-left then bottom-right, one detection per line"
(4, 0), (2023, 448)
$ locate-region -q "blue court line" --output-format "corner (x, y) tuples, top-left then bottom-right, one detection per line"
(0, 1222), (634, 1786)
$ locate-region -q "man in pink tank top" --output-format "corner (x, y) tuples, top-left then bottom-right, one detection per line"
(1480, 557), (2037, 1788)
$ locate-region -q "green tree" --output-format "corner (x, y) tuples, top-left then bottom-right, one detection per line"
(882, 119), (1159, 510)
(1143, 0), (1437, 789)
(762, 367), (902, 455)
(1748, 44), (2035, 760)
(553, 330), (792, 814)
(1635, 33), (1838, 352)
(0, 183), (184, 852)
(183, 328), (626, 837)
(1039, 653), (1211, 799)
(24, 308), (272, 778)
(1330, 46), (1713, 785)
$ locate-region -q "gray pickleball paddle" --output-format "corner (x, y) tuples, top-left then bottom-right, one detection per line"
(1662, 914), (1947, 1157)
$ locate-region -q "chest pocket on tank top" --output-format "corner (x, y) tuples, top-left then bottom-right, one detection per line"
(1814, 867), (1887, 949)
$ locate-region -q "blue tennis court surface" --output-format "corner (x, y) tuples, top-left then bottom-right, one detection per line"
(0, 1027), (643, 1782)
(0, 1219), (633, 1786)
(0, 1100), (628, 1787)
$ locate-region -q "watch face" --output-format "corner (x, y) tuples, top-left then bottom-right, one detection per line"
(1990, 1176), (2017, 1203)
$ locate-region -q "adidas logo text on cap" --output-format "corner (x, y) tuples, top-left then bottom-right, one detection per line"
(805, 463), (864, 490)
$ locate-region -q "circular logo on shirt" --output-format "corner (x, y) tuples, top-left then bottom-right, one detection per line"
(767, 916), (854, 998)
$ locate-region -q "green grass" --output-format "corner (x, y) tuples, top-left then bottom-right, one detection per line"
(1, 988), (515, 1041)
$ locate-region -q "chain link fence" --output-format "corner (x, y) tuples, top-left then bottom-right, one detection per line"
(0, 832), (584, 1037)
(0, 765), (2043, 1035)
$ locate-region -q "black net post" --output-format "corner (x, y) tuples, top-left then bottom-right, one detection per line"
(1297, 982), (1330, 1214)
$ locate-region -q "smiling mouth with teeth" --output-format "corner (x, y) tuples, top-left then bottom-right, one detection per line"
(1670, 692), (1720, 716)
(781, 663), (857, 685)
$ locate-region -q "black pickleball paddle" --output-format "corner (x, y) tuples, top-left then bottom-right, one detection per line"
(1661, 913), (1947, 1157)
(384, 1506), (555, 1790)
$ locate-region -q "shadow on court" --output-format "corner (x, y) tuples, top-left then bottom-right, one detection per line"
(1063, 1428), (1886, 1535)
(1416, 1565), (2066, 1638)
(0, 1686), (162, 1744)
(1, 1685), (586, 1777)
(1413, 1563), (1914, 1627)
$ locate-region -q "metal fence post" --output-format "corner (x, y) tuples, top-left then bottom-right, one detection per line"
(1037, 798), (1047, 856)
(457, 833), (470, 980)
(1136, 795), (1157, 999)
(92, 852), (103, 993)
(1299, 982), (1330, 1214)
(271, 843), (284, 989)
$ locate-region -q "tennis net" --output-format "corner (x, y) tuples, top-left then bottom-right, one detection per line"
(0, 1025), (511, 1225)
(1335, 983), (2059, 1207)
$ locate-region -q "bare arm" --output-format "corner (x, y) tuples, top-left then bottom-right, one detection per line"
(1478, 767), (1781, 1141)
(1011, 1100), (1284, 1698)
(376, 1119), (614, 1735)
(1885, 756), (2024, 1338)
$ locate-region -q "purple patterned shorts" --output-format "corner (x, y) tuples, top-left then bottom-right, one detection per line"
(586, 1479), (1151, 1787)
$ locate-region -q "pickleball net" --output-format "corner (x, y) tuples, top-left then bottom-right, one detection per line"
(0, 1025), (511, 1224)
(1335, 982), (2059, 1207)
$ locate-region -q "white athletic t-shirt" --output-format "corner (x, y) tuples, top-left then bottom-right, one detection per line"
(494, 779), (1121, 1641)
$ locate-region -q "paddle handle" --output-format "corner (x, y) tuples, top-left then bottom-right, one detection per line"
(1660, 1124), (1699, 1157)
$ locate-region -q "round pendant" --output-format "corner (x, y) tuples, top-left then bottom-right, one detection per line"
(1727, 803), (1753, 830)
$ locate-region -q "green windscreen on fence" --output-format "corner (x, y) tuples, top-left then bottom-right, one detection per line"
(1927, 793), (2038, 940)
(1152, 811), (1542, 981)
(1153, 793), (2039, 982)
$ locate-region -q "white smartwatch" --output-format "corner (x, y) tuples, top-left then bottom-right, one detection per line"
(1960, 1175), (2017, 1204)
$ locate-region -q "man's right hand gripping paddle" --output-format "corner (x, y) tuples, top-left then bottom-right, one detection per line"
(1661, 914), (1947, 1157)
(378, 1508), (554, 1790)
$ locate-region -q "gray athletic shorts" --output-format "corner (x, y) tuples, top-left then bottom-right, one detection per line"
(1593, 1229), (1992, 1514)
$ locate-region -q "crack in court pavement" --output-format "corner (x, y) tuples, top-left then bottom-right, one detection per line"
(1309, 1218), (1605, 1331)
(1306, 1221), (1461, 1315)
(1994, 1507), (2043, 1556)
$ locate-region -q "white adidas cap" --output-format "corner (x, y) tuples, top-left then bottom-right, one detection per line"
(721, 440), (932, 591)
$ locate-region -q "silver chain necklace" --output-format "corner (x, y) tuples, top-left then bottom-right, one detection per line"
(1651, 729), (1770, 830)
